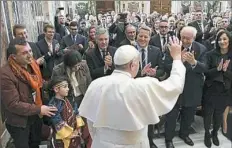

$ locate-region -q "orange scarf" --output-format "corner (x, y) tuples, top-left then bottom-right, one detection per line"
(8, 55), (43, 106)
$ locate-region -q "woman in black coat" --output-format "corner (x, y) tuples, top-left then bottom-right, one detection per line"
(203, 30), (232, 147)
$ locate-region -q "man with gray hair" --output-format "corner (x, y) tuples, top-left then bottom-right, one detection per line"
(163, 26), (207, 148)
(79, 36), (186, 148)
(85, 27), (117, 80)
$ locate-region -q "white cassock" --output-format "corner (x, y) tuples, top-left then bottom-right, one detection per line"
(79, 60), (186, 148)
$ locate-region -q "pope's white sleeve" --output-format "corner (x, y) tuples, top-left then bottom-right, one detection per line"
(136, 60), (186, 116)
(87, 119), (96, 139)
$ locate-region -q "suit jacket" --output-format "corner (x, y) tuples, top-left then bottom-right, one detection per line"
(36, 39), (63, 79)
(29, 42), (42, 60)
(60, 34), (87, 55)
(163, 41), (207, 107)
(1, 64), (41, 127)
(86, 46), (117, 80)
(188, 20), (207, 43)
(55, 24), (69, 38)
(119, 38), (132, 46)
(136, 45), (165, 80)
(52, 61), (92, 95)
(37, 33), (62, 42)
(149, 34), (162, 50)
(109, 22), (127, 47)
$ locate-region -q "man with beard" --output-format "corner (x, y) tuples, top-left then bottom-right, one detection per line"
(1, 37), (57, 148)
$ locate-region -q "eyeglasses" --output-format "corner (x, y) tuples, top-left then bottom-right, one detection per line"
(70, 28), (77, 30)
(160, 26), (168, 29)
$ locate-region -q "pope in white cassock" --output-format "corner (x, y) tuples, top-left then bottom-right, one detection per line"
(79, 36), (186, 148)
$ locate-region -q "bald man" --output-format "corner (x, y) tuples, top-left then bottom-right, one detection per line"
(163, 26), (207, 148)
(79, 37), (186, 148)
(119, 24), (137, 46)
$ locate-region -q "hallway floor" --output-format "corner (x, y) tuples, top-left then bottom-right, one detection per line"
(154, 115), (232, 148)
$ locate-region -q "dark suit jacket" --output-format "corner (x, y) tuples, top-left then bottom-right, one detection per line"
(60, 34), (87, 54)
(36, 39), (63, 79)
(119, 38), (132, 46)
(163, 41), (208, 107)
(55, 24), (68, 38)
(149, 34), (162, 50)
(188, 20), (207, 43)
(29, 42), (42, 60)
(1, 64), (41, 127)
(37, 33), (62, 42)
(109, 22), (127, 47)
(136, 45), (165, 80)
(86, 46), (117, 80)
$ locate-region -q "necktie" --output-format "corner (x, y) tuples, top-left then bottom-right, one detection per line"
(72, 35), (76, 43)
(141, 49), (146, 69)
(101, 50), (107, 60)
(163, 37), (166, 45)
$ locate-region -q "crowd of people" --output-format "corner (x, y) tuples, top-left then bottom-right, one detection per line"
(1, 7), (232, 148)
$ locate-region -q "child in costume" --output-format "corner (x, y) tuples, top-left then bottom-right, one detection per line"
(48, 76), (85, 148)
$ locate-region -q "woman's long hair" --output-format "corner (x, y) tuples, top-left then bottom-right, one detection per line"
(215, 30), (232, 58)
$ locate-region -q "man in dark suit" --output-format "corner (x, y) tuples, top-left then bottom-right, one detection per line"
(163, 26), (207, 148)
(36, 24), (63, 80)
(188, 10), (207, 43)
(37, 32), (61, 42)
(60, 21), (87, 55)
(10, 24), (42, 61)
(55, 14), (70, 38)
(109, 13), (128, 47)
(135, 25), (165, 148)
(149, 20), (169, 54)
(119, 24), (137, 47)
(86, 27), (117, 80)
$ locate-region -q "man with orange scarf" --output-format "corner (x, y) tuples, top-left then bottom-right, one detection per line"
(1, 37), (58, 148)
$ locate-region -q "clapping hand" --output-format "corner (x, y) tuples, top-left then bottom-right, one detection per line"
(223, 59), (230, 72)
(78, 44), (84, 49)
(183, 51), (197, 66)
(146, 66), (158, 76)
(217, 59), (224, 71)
(141, 63), (157, 76)
(105, 52), (112, 68)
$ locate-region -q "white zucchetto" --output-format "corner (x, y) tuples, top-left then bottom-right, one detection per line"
(114, 45), (139, 65)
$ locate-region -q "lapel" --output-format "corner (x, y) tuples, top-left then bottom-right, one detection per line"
(191, 42), (200, 59)
(156, 34), (162, 49)
(147, 46), (154, 66)
(66, 34), (74, 46)
(40, 39), (49, 54)
(94, 46), (105, 65)
(194, 21), (202, 32)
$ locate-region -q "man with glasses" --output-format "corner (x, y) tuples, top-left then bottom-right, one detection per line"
(188, 10), (207, 43)
(149, 20), (169, 53)
(60, 21), (87, 55)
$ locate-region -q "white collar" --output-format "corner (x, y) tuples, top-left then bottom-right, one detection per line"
(137, 45), (148, 52)
(183, 44), (192, 50)
(113, 70), (132, 78)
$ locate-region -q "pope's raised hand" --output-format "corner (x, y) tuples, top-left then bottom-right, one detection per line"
(168, 36), (182, 60)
